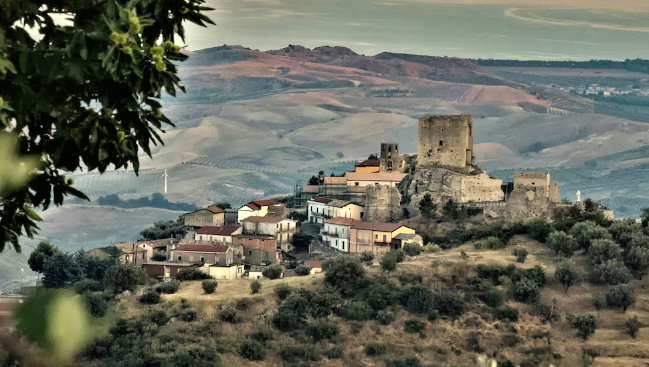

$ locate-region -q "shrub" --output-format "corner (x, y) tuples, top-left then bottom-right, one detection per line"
(477, 264), (515, 285)
(323, 255), (367, 296)
(176, 268), (213, 281)
(547, 231), (578, 258)
(148, 309), (170, 326)
(554, 260), (583, 293)
(403, 286), (434, 314)
(513, 277), (540, 304)
(342, 301), (373, 321)
(250, 280), (261, 294)
(391, 249), (406, 263)
(272, 308), (305, 331)
(235, 297), (254, 311)
(364, 342), (386, 356)
(157, 280), (180, 294)
(376, 309), (395, 325)
(624, 245), (649, 279)
(180, 309), (197, 322)
(404, 319), (426, 334)
(362, 279), (401, 310)
(606, 284), (636, 313)
(240, 339), (265, 361)
(307, 319), (339, 341)
(104, 264), (147, 293)
(82, 292), (108, 318)
(380, 252), (398, 272)
(423, 243), (441, 253)
(386, 358), (425, 367)
(588, 239), (621, 265)
(326, 346), (344, 359)
(280, 344), (318, 362)
(527, 220), (553, 242)
(220, 306), (243, 324)
(511, 265), (546, 288)
(597, 259), (632, 285)
(512, 247), (528, 263)
(138, 290), (161, 305)
(74, 279), (103, 294)
(482, 236), (506, 250)
(201, 279), (217, 294)
(494, 307), (519, 322)
(359, 252), (375, 264)
(467, 332), (483, 353)
(398, 274), (423, 286)
(626, 315), (643, 338)
(262, 264), (284, 279)
(419, 193), (437, 218)
(480, 290), (504, 308)
(295, 265), (311, 276)
(403, 243), (422, 257)
(569, 222), (612, 251)
(427, 310), (440, 321)
(572, 315), (597, 340)
(274, 282), (292, 300)
(433, 293), (467, 319)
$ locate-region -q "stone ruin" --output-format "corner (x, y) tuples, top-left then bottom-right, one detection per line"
(364, 185), (403, 222)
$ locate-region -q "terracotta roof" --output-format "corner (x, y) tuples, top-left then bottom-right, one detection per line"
(251, 199), (279, 207)
(174, 244), (230, 253)
(313, 196), (333, 204)
(327, 199), (357, 208)
(323, 176), (347, 185)
(302, 185), (319, 193)
(242, 216), (294, 224)
(352, 221), (412, 232)
(206, 206), (225, 214)
(196, 225), (241, 236)
(304, 260), (323, 269)
(325, 217), (359, 226)
(345, 172), (407, 182)
(355, 159), (380, 167)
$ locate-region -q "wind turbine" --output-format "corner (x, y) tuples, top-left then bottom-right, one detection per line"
(161, 169), (169, 194)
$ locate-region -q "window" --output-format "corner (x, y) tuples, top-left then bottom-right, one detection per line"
(439, 140), (443, 146)
(355, 182), (359, 186)
(177, 256), (182, 261)
(249, 251), (252, 256)
(200, 256), (205, 264)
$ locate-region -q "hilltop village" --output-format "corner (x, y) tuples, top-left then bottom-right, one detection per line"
(81, 115), (613, 282)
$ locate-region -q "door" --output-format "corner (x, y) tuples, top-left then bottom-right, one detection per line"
(382, 235), (387, 243)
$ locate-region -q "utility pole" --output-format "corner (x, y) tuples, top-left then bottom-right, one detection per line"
(161, 169), (169, 194)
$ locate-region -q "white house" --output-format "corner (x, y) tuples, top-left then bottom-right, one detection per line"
(307, 196), (333, 224)
(324, 200), (364, 220)
(237, 199), (281, 223)
(322, 217), (359, 252)
(344, 172), (407, 187)
(241, 216), (297, 252)
(194, 225), (243, 243)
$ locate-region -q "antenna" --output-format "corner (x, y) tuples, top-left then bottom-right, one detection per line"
(161, 169), (169, 194)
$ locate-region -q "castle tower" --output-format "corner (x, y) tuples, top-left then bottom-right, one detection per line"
(380, 143), (399, 159)
(379, 142), (405, 172)
(417, 115), (474, 168)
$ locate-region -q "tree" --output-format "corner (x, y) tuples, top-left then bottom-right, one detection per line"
(512, 277), (540, 304)
(569, 222), (612, 251)
(547, 231), (578, 258)
(262, 264), (284, 280)
(626, 316), (643, 338)
(624, 245), (649, 279)
(139, 216), (184, 241)
(588, 239), (621, 265)
(42, 252), (85, 288)
(403, 243), (422, 257)
(583, 198), (597, 212)
(295, 265), (311, 276)
(554, 260), (583, 294)
(641, 208), (649, 228)
(609, 220), (642, 247)
(103, 264), (147, 294)
(597, 259), (632, 285)
(359, 252), (374, 264)
(0, 0), (215, 253)
(291, 233), (312, 251)
(512, 247), (528, 263)
(572, 315), (597, 340)
(28, 240), (59, 274)
(368, 154), (378, 160)
(606, 284), (635, 313)
(308, 176), (319, 186)
(211, 202), (231, 210)
(201, 280), (217, 294)
(250, 280), (261, 294)
(380, 252), (397, 272)
(323, 255), (367, 296)
(419, 193), (437, 219)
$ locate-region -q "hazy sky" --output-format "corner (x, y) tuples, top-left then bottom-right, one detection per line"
(183, 0), (649, 60)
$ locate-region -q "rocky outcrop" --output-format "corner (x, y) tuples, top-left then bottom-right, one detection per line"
(365, 185), (403, 222)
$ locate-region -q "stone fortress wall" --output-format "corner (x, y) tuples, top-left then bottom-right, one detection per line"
(417, 115), (473, 169)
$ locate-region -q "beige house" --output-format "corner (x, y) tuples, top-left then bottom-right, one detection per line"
(391, 233), (424, 250)
(349, 222), (416, 254)
(242, 216), (297, 252)
(194, 225), (242, 243)
(345, 172), (407, 188)
(237, 199), (281, 223)
(115, 242), (152, 265)
(324, 200), (364, 220)
(202, 263), (245, 280)
(184, 207), (226, 228)
(171, 244), (233, 265)
(304, 260), (323, 274)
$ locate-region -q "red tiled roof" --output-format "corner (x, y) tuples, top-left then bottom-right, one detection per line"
(345, 172), (407, 182)
(352, 221), (413, 232)
(313, 196), (333, 204)
(196, 225), (241, 236)
(174, 245), (230, 253)
(206, 206), (225, 214)
(242, 216), (294, 224)
(251, 199), (279, 207)
(355, 159), (380, 167)
(325, 217), (359, 226)
(304, 260), (323, 269)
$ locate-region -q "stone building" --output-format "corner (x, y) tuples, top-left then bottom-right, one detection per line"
(364, 185), (403, 222)
(513, 172), (560, 203)
(417, 115), (474, 169)
(379, 143), (406, 172)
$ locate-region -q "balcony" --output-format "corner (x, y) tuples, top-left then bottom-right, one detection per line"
(321, 231), (340, 238)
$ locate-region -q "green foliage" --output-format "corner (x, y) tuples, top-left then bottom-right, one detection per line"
(442, 199), (467, 220)
(391, 249), (406, 262)
(148, 309), (169, 326)
(494, 307), (519, 322)
(423, 243), (441, 253)
(211, 202), (232, 210)
(385, 358), (425, 367)
(274, 282), (292, 300)
(404, 319), (426, 334)
(201, 279), (217, 294)
(572, 315), (597, 340)
(527, 220), (553, 242)
(403, 243), (422, 256)
(280, 344), (319, 363)
(554, 260), (583, 293)
(419, 193), (437, 219)
(597, 259), (632, 285)
(323, 255), (367, 296)
(361, 278), (401, 311)
(569, 222), (612, 251)
(403, 286), (434, 314)
(588, 239), (621, 265)
(626, 315), (643, 338)
(609, 220), (643, 247)
(482, 236), (506, 250)
(512, 277), (540, 304)
(628, 233), (649, 249)
(342, 301), (373, 321)
(42, 252), (85, 288)
(433, 293), (467, 319)
(308, 176), (320, 185)
(81, 292), (109, 318)
(381, 252), (398, 272)
(326, 346), (344, 359)
(364, 342), (386, 356)
(292, 232), (312, 250)
(511, 265), (547, 288)
(176, 268), (213, 281)
(220, 306), (243, 324)
(360, 251), (375, 263)
(376, 309), (395, 325)
(180, 309), (197, 322)
(512, 247), (528, 263)
(74, 279), (103, 294)
(624, 245), (649, 279)
(139, 290), (161, 305)
(140, 216), (184, 241)
(476, 264), (515, 285)
(295, 265), (311, 276)
(0, 0), (214, 253)
(248, 328), (274, 345)
(262, 264), (284, 279)
(547, 231), (578, 257)
(307, 319), (339, 341)
(239, 339), (265, 361)
(156, 280), (180, 294)
(98, 193), (195, 211)
(606, 284), (636, 312)
(28, 240), (59, 273)
(480, 290), (504, 308)
(104, 264), (147, 293)
(250, 280), (262, 294)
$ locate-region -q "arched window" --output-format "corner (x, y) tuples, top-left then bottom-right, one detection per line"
(439, 140), (443, 146)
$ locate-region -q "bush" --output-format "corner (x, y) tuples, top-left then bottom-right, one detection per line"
(597, 259), (632, 285)
(512, 277), (540, 304)
(391, 249), (406, 263)
(220, 306), (243, 324)
(480, 290), (504, 308)
(403, 243), (422, 257)
(364, 342), (386, 356)
(82, 292), (108, 318)
(180, 309), (197, 322)
(512, 247), (528, 263)
(404, 319), (426, 334)
(419, 193), (437, 218)
(104, 264), (147, 294)
(342, 301), (373, 321)
(176, 268), (213, 281)
(433, 293), (467, 319)
(376, 309), (395, 325)
(527, 220), (553, 242)
(423, 243), (441, 253)
(326, 346), (344, 359)
(240, 339), (265, 361)
(148, 309), (169, 326)
(250, 280), (261, 294)
(398, 274), (423, 286)
(624, 245), (649, 279)
(323, 255), (367, 296)
(477, 264), (515, 285)
(588, 239), (621, 265)
(235, 297), (254, 311)
(274, 282), (292, 300)
(554, 260), (583, 293)
(307, 319), (339, 341)
(201, 279), (217, 294)
(626, 315), (643, 338)
(606, 284), (636, 312)
(386, 358), (425, 367)
(359, 251), (375, 263)
(138, 290), (161, 305)
(280, 344), (318, 362)
(494, 307), (519, 322)
(511, 265), (547, 288)
(74, 279), (103, 294)
(295, 265), (311, 276)
(157, 280), (180, 294)
(482, 236), (506, 250)
(547, 231), (578, 258)
(262, 264), (284, 279)
(380, 252), (398, 272)
(403, 286), (434, 314)
(249, 328), (274, 345)
(572, 315), (597, 340)
(273, 308), (306, 331)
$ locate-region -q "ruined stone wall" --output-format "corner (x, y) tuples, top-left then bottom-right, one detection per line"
(418, 115), (473, 168)
(364, 185), (403, 222)
(460, 173), (505, 203)
(504, 188), (556, 221)
(548, 186), (560, 203)
(513, 172), (550, 191)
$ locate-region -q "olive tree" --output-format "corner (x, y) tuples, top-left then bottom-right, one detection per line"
(624, 245), (649, 279)
(547, 231), (578, 258)
(588, 239), (620, 265)
(597, 259), (632, 286)
(606, 284), (636, 313)
(569, 222), (612, 251)
(554, 259), (583, 294)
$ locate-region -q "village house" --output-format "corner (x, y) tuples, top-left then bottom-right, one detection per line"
(200, 263), (245, 280)
(307, 196), (334, 224)
(194, 225), (242, 243)
(232, 235), (278, 264)
(241, 216), (297, 252)
(355, 159), (380, 173)
(349, 222), (416, 254)
(322, 217), (359, 252)
(303, 260), (323, 274)
(184, 206), (226, 228)
(171, 244), (234, 265)
(141, 262), (198, 281)
(345, 171), (408, 188)
(391, 233), (424, 250)
(237, 199), (281, 223)
(324, 200), (364, 220)
(115, 242), (151, 265)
